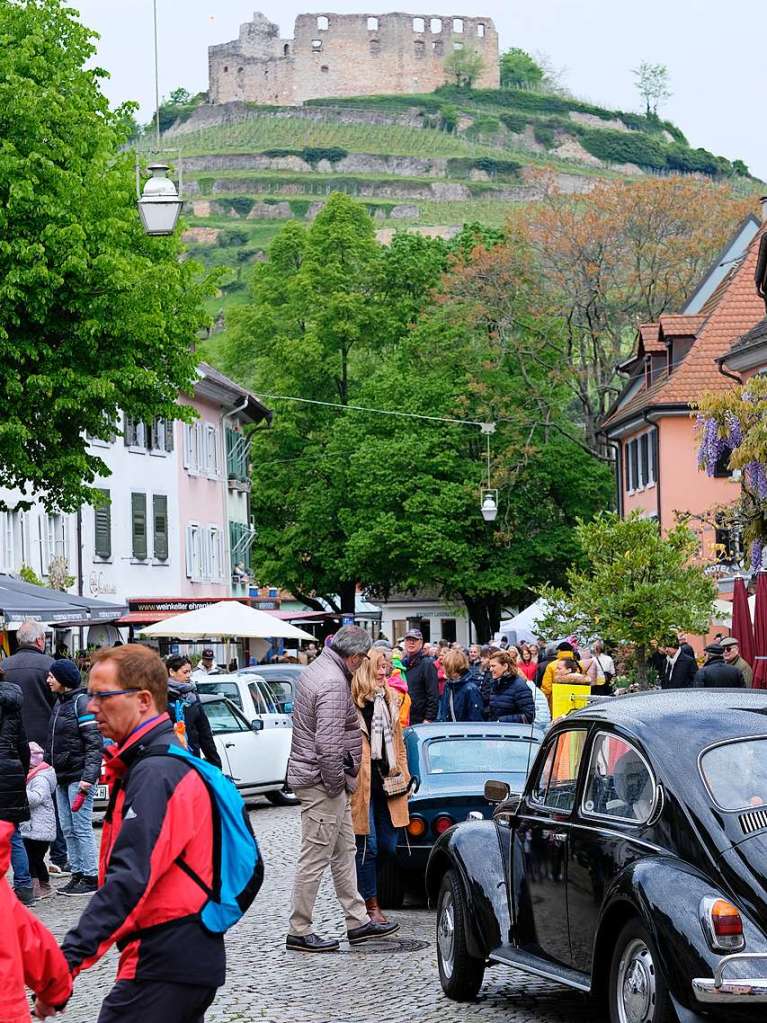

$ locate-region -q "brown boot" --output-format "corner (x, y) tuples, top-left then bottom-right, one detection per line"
(365, 896), (389, 925)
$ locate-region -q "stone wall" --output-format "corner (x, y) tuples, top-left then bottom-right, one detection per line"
(209, 11), (499, 106)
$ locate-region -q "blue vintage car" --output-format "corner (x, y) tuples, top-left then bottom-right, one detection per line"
(377, 721), (545, 907)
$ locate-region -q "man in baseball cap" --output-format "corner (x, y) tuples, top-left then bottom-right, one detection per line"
(191, 648), (221, 683)
(402, 628), (438, 724)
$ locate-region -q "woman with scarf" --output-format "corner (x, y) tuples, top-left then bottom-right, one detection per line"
(20, 743), (57, 900)
(351, 647), (411, 928)
(165, 655), (222, 768)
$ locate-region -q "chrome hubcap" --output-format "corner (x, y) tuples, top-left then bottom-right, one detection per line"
(617, 938), (657, 1023)
(438, 892), (455, 979)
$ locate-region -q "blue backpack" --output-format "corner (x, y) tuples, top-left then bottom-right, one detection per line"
(140, 745), (264, 933)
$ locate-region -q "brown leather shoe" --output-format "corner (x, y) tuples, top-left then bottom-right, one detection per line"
(365, 896), (389, 925)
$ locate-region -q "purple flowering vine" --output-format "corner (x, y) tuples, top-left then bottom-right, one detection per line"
(745, 461), (767, 500)
(697, 416), (728, 477)
(724, 411), (743, 449)
(751, 539), (763, 572)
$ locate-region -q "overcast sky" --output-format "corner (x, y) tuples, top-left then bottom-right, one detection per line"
(73, 0), (766, 180)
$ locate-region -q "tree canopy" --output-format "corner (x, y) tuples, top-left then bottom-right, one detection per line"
(537, 512), (716, 681)
(0, 0), (215, 509)
(632, 61), (672, 115)
(500, 48), (544, 90)
(443, 46), (485, 88)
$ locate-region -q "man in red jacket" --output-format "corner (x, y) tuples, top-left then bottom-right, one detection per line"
(40, 645), (224, 1023)
(0, 821), (72, 1023)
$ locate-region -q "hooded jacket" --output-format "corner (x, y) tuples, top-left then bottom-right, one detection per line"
(0, 683), (30, 824)
(61, 716), (224, 986)
(437, 671), (485, 723)
(166, 680), (222, 768)
(1, 645), (55, 747)
(287, 647), (362, 796)
(46, 687), (103, 786)
(488, 671), (536, 724)
(0, 821), (72, 1022)
(20, 763), (57, 843)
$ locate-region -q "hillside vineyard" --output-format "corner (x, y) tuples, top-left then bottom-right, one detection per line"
(208, 11), (499, 106)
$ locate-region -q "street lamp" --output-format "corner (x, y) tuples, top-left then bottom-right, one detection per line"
(137, 163), (183, 235)
(136, 0), (183, 236)
(480, 422), (498, 523)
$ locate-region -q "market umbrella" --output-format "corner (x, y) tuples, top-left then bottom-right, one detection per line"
(732, 576), (755, 669)
(139, 600), (316, 662)
(752, 573), (767, 688)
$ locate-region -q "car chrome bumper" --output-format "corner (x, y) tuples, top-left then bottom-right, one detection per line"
(693, 952), (767, 1003)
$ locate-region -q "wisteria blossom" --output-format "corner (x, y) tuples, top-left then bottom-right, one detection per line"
(751, 539), (763, 572)
(697, 416), (728, 477)
(744, 460), (767, 500)
(724, 411), (743, 449)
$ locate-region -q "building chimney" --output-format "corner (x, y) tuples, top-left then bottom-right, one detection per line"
(761, 196), (767, 223)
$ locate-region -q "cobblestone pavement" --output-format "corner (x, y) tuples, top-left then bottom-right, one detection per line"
(36, 804), (604, 1023)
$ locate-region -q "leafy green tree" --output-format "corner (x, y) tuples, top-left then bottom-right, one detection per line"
(0, 0), (215, 510)
(443, 46), (485, 88)
(632, 61), (672, 115)
(537, 512), (716, 684)
(500, 48), (544, 89)
(221, 197), (449, 612)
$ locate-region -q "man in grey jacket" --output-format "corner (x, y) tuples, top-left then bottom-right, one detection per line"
(286, 626), (397, 952)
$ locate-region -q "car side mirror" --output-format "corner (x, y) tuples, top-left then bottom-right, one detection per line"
(282, 701), (293, 714)
(485, 779), (511, 804)
(251, 719), (264, 733)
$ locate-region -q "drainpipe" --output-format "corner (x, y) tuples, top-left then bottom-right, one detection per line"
(604, 438), (623, 517)
(715, 356), (742, 385)
(219, 395), (249, 598)
(643, 412), (661, 527)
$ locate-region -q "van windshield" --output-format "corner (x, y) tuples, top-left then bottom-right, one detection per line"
(700, 738), (767, 810)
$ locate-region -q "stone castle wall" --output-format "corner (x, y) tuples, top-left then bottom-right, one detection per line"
(209, 11), (499, 106)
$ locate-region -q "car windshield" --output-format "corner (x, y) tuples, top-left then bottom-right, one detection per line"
(426, 737), (538, 775)
(196, 680), (243, 709)
(701, 738), (767, 810)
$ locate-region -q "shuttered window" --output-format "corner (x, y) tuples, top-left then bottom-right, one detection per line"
(94, 490), (111, 560)
(153, 495), (168, 561)
(131, 493), (147, 560)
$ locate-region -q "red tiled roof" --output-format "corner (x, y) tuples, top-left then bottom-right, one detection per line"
(602, 228), (766, 432)
(638, 322), (664, 352)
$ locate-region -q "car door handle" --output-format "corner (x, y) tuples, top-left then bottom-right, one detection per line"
(225, 742), (236, 748)
(553, 832), (567, 843)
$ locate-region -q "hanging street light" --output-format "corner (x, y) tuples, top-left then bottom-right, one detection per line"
(479, 422), (498, 522)
(136, 0), (184, 236)
(137, 162), (183, 235)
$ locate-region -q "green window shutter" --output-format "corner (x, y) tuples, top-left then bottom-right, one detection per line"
(153, 495), (168, 561)
(94, 489), (111, 559)
(164, 418), (174, 452)
(131, 493), (147, 560)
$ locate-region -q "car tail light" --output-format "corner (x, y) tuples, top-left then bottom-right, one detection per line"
(407, 816), (426, 838)
(433, 814), (454, 836)
(701, 896), (745, 951)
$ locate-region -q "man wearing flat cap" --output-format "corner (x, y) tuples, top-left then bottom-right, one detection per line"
(402, 629), (439, 724)
(694, 643), (745, 688)
(721, 637), (753, 688)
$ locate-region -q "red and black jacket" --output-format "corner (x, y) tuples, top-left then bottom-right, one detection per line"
(61, 716), (225, 987)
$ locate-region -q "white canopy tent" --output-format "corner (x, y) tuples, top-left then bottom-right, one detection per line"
(139, 600), (316, 663)
(495, 598), (551, 646)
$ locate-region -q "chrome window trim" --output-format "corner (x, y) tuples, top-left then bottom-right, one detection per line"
(698, 733), (767, 813)
(580, 730), (658, 826)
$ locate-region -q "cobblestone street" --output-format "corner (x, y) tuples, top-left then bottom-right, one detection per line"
(36, 803), (604, 1023)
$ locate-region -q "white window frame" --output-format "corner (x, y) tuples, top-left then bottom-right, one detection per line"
(0, 511), (13, 573)
(625, 429), (656, 494)
(185, 522), (202, 581)
(205, 424), (219, 479)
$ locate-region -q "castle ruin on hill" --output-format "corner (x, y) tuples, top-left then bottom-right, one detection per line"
(208, 11), (499, 106)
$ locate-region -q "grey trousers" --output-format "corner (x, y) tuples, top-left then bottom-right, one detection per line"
(288, 784), (369, 936)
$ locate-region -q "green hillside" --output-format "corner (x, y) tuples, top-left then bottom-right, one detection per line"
(156, 85), (758, 324)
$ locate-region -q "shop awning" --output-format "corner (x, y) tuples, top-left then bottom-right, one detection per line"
(0, 575), (127, 627)
(116, 610), (182, 626)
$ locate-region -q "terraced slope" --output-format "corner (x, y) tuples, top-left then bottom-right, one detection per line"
(160, 87), (759, 320)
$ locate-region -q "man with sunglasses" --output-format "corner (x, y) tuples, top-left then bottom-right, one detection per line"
(40, 645), (224, 1023)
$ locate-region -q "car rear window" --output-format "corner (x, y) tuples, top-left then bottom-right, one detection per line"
(196, 681), (243, 709)
(426, 737), (539, 775)
(700, 738), (767, 810)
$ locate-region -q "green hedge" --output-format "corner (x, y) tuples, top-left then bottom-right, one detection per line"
(226, 197), (255, 217)
(261, 146), (349, 165)
(533, 125), (556, 149)
(500, 112), (526, 133)
(578, 128), (668, 169)
(446, 157), (521, 179)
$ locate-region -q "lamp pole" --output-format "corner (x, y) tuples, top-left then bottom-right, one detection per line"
(153, 0), (161, 150)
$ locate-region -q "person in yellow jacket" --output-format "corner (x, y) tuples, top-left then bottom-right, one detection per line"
(541, 642), (587, 708)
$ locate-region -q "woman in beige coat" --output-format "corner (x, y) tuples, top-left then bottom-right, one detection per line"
(351, 647), (410, 927)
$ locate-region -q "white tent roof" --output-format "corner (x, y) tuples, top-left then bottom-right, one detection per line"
(139, 600), (316, 641)
(496, 598), (550, 645)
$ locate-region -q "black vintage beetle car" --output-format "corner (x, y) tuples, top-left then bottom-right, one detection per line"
(425, 690), (767, 1022)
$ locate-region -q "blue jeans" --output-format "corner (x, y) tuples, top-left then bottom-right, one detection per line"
(10, 826), (31, 889)
(50, 797), (69, 867)
(56, 782), (98, 877)
(354, 789), (399, 900)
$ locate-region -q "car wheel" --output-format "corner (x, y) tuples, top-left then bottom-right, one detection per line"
(266, 789), (300, 807)
(377, 858), (406, 909)
(609, 919), (674, 1023)
(436, 869), (485, 1001)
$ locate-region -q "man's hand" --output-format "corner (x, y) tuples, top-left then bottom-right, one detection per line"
(79, 782), (92, 792)
(34, 999), (59, 1019)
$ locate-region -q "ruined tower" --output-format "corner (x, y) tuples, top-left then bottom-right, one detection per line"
(208, 12), (500, 106)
